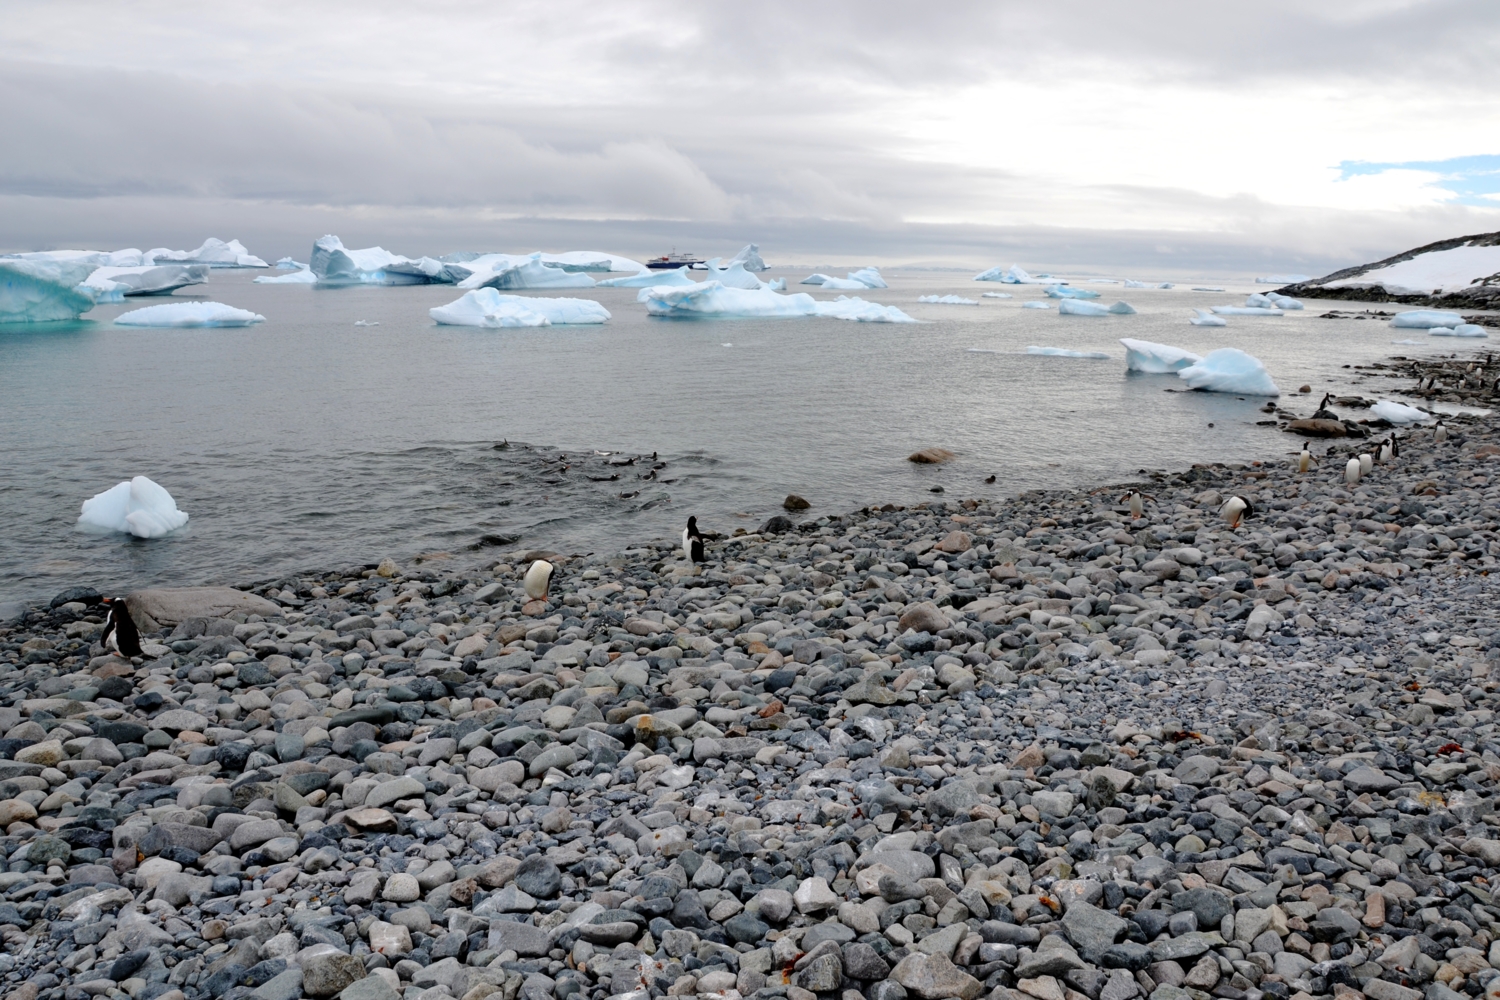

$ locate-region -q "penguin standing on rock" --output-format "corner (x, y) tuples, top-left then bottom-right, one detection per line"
(1219, 495), (1253, 529)
(1435, 421), (1449, 445)
(683, 516), (706, 564)
(100, 597), (143, 658)
(523, 560), (554, 602)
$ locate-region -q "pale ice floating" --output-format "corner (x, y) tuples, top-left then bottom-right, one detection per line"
(1026, 346), (1111, 359)
(1371, 400), (1433, 424)
(144, 238), (267, 268)
(701, 258), (770, 290)
(1120, 339), (1203, 373)
(917, 295), (978, 305)
(456, 253), (597, 291)
(1022, 301), (1052, 310)
(254, 267), (319, 285)
(1431, 324), (1489, 338)
(800, 267), (887, 290)
(981, 292), (1012, 299)
(638, 281), (915, 322)
(1211, 305), (1284, 316)
(1045, 286), (1100, 300)
(974, 264), (1066, 284)
(311, 235), (446, 286)
(727, 244), (768, 272)
(430, 289), (610, 327)
(1123, 279), (1173, 289)
(275, 257), (306, 270)
(1251, 292), (1302, 310)
(78, 476), (189, 539)
(1390, 309), (1466, 329)
(0, 259), (99, 323)
(81, 264), (209, 299)
(596, 269), (698, 288)
(114, 302), (266, 327)
(1058, 299), (1136, 316)
(1189, 309), (1228, 327)
(1178, 348), (1279, 396)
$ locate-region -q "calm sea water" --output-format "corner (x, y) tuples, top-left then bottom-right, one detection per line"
(0, 267), (1463, 605)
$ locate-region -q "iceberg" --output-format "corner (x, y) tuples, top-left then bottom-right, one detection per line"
(254, 267), (319, 285)
(596, 269), (699, 288)
(1022, 301), (1051, 309)
(1431, 324), (1489, 338)
(1191, 286), (1226, 292)
(81, 264), (208, 297)
(1257, 274), (1310, 284)
(801, 267), (886, 290)
(114, 302), (265, 327)
(144, 238), (267, 268)
(848, 267), (887, 289)
(638, 281), (915, 322)
(767, 278), (787, 291)
(1189, 309), (1227, 326)
(430, 288), (609, 327)
(530, 251), (646, 273)
(78, 476), (189, 538)
(1026, 346), (1111, 359)
(309, 235), (446, 285)
(1211, 305), (1283, 316)
(700, 258), (768, 290)
(1178, 348), (1279, 396)
(1391, 309), (1466, 329)
(727, 244), (768, 272)
(0, 259), (98, 323)
(454, 252), (596, 291)
(1120, 339), (1203, 373)
(1045, 286), (1101, 300)
(275, 257), (306, 269)
(1059, 299), (1136, 316)
(981, 292), (1012, 298)
(1123, 279), (1173, 289)
(1370, 400), (1432, 424)
(1391, 338), (1427, 345)
(975, 264), (1066, 284)
(1264, 292), (1303, 310)
(917, 295), (978, 305)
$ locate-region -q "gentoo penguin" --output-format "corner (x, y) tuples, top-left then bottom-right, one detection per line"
(1345, 457), (1361, 485)
(1391, 434), (1400, 459)
(1120, 490), (1144, 520)
(1435, 421), (1449, 445)
(1219, 495), (1253, 529)
(100, 597), (144, 658)
(682, 516), (706, 564)
(1359, 453), (1373, 477)
(1297, 447), (1315, 473)
(523, 560), (554, 602)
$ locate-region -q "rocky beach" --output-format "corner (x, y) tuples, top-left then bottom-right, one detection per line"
(3, 392), (1500, 1000)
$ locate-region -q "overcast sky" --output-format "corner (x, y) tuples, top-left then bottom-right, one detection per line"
(2, 0), (1496, 274)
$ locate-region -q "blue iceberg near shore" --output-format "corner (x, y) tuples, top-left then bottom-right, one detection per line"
(1391, 309), (1466, 329)
(78, 476), (189, 538)
(1178, 348), (1279, 396)
(1120, 338), (1202, 373)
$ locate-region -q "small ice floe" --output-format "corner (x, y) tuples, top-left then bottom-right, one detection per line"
(1088, 279), (1121, 285)
(1026, 346), (1111, 358)
(1022, 301), (1052, 309)
(1391, 338), (1427, 345)
(1211, 305), (1283, 316)
(1044, 286), (1101, 300)
(800, 267), (887, 290)
(1370, 400), (1433, 424)
(597, 269), (697, 288)
(1391, 309), (1465, 329)
(78, 476), (189, 538)
(1190, 309), (1227, 326)
(354, 320), (379, 327)
(1177, 348), (1279, 396)
(917, 295), (978, 305)
(722, 343), (732, 347)
(1123, 279), (1173, 289)
(1262, 292), (1303, 310)
(254, 267), (318, 284)
(1431, 324), (1488, 338)
(1120, 338), (1202, 373)
(274, 257), (306, 270)
(1191, 286), (1226, 292)
(114, 302), (265, 327)
(1058, 299), (1136, 316)
(431, 288), (610, 326)
(981, 292), (1012, 299)
(638, 281), (915, 322)
(975, 264), (1064, 284)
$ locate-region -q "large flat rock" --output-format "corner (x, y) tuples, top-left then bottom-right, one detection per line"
(126, 586), (282, 630)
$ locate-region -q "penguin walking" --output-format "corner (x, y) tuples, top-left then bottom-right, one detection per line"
(1120, 490), (1145, 520)
(1359, 452), (1373, 477)
(100, 597), (144, 658)
(1297, 447), (1316, 473)
(1345, 457), (1361, 485)
(1435, 421), (1449, 445)
(1219, 495), (1253, 529)
(683, 516), (706, 564)
(523, 560), (554, 602)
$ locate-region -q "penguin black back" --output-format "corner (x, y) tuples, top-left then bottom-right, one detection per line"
(101, 598), (144, 658)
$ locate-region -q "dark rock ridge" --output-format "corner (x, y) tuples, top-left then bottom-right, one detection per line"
(1279, 231), (1500, 309)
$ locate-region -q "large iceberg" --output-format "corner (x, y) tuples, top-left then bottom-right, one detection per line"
(430, 288), (610, 327)
(0, 259), (97, 323)
(1059, 299), (1136, 316)
(596, 268), (698, 288)
(81, 264), (208, 298)
(454, 253), (597, 291)
(78, 476), (189, 538)
(1027, 346), (1110, 359)
(144, 238), (267, 268)
(254, 267), (319, 285)
(1044, 286), (1101, 300)
(1391, 309), (1466, 329)
(975, 264), (1066, 284)
(1189, 309), (1227, 327)
(638, 281), (915, 322)
(1120, 338), (1203, 373)
(311, 235), (446, 285)
(700, 258), (768, 290)
(727, 244), (768, 272)
(114, 302), (265, 327)
(917, 295), (977, 305)
(1371, 400), (1433, 424)
(1178, 348), (1279, 396)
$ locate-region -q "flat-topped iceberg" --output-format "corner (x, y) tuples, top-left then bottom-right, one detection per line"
(145, 238), (267, 268)
(311, 235), (445, 285)
(975, 264), (1066, 284)
(918, 295), (977, 305)
(1045, 286), (1100, 299)
(78, 476), (189, 538)
(1059, 299), (1135, 316)
(114, 302), (265, 327)
(0, 259), (98, 323)
(639, 281), (914, 322)
(454, 253), (597, 291)
(430, 289), (610, 327)
(1190, 309), (1227, 327)
(1121, 338), (1203, 373)
(1371, 400), (1432, 424)
(254, 267), (319, 285)
(1391, 309), (1466, 329)
(1178, 348), (1279, 396)
(442, 250), (643, 274)
(1027, 346), (1110, 358)
(596, 269), (699, 288)
(81, 264), (208, 299)
(727, 244), (768, 272)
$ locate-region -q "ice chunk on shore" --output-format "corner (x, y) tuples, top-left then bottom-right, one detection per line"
(1178, 348), (1279, 396)
(146, 238), (266, 268)
(254, 267), (319, 285)
(1045, 286), (1101, 299)
(1120, 338), (1203, 373)
(78, 476), (189, 538)
(701, 258), (768, 290)
(1022, 301), (1051, 309)
(430, 288), (609, 327)
(918, 295), (977, 305)
(975, 264), (1065, 284)
(1371, 400), (1432, 424)
(639, 281), (914, 322)
(1027, 346), (1110, 358)
(596, 268), (699, 288)
(455, 252), (596, 290)
(1190, 309), (1227, 326)
(114, 302), (265, 327)
(1059, 299), (1136, 316)
(0, 259), (98, 323)
(1431, 324), (1488, 338)
(1391, 309), (1466, 329)
(982, 292), (1012, 298)
(82, 264), (208, 297)
(1257, 274), (1310, 284)
(727, 244), (768, 272)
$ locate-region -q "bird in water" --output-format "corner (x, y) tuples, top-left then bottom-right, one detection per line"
(1219, 495), (1253, 529)
(1435, 421), (1449, 445)
(100, 597), (144, 658)
(1345, 457), (1361, 485)
(683, 516), (706, 564)
(1119, 490), (1146, 520)
(523, 560), (554, 602)
(984, 475), (996, 484)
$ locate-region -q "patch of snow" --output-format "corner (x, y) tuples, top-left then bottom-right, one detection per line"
(727, 244), (768, 272)
(145, 238), (266, 268)
(638, 281), (914, 322)
(1059, 299), (1136, 316)
(1391, 309), (1467, 329)
(1045, 286), (1101, 300)
(431, 288), (610, 327)
(1120, 339), (1203, 373)
(1189, 309), (1227, 327)
(0, 259), (98, 323)
(113, 302), (265, 327)
(1370, 400), (1433, 424)
(1326, 245), (1500, 296)
(1026, 346), (1111, 359)
(917, 295), (978, 305)
(1178, 348), (1279, 396)
(77, 476), (189, 538)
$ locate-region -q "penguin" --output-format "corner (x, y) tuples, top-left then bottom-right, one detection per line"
(1297, 447), (1315, 473)
(1120, 490), (1144, 520)
(682, 516), (706, 564)
(1391, 434), (1401, 459)
(523, 560), (554, 602)
(1219, 495), (1253, 529)
(984, 475), (996, 484)
(1435, 421), (1449, 445)
(1359, 453), (1373, 477)
(100, 597), (144, 658)
(1345, 457), (1361, 485)
(1312, 393), (1338, 420)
